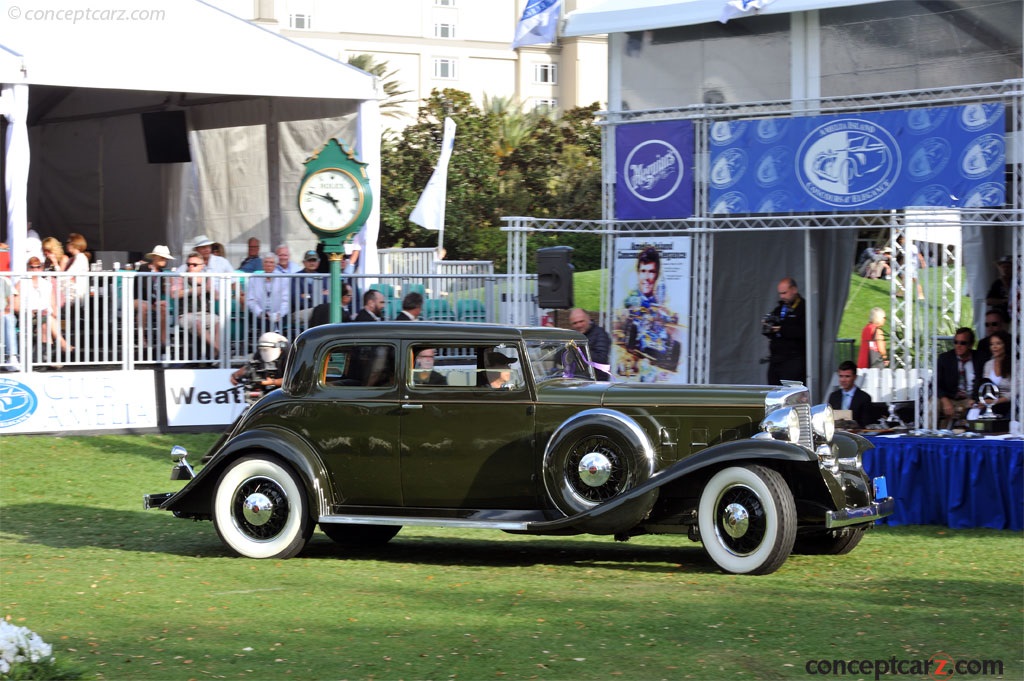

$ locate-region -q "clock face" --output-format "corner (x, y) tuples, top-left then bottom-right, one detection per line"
(298, 168), (365, 232)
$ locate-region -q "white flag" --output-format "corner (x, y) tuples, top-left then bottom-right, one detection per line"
(720, 0), (777, 23)
(511, 0), (562, 49)
(410, 117), (457, 232)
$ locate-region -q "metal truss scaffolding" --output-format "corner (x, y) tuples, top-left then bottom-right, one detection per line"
(503, 80), (1022, 425)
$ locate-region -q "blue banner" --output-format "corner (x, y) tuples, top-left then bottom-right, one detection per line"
(615, 120), (694, 219)
(708, 104), (1006, 214)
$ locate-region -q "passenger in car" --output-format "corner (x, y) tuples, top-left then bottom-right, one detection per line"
(412, 348), (447, 385)
(484, 351), (517, 389)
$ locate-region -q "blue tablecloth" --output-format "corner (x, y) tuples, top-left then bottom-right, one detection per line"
(863, 436), (1023, 530)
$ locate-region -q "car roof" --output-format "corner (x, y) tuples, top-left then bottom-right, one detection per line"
(295, 322), (585, 346)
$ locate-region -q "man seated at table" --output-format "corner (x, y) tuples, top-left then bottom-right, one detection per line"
(936, 326), (982, 428)
(827, 361), (873, 428)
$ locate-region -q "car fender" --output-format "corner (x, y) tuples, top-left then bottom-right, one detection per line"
(161, 427), (331, 519)
(529, 438), (815, 532)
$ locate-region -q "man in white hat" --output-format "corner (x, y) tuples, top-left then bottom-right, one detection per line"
(137, 245), (176, 358)
(179, 234), (234, 274)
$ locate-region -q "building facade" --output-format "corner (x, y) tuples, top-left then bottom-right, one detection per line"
(213, 0), (608, 124)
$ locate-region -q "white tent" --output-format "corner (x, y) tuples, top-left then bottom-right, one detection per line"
(1, 0), (382, 273)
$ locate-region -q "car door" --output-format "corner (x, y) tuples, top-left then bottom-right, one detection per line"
(305, 341), (403, 507)
(398, 343), (538, 509)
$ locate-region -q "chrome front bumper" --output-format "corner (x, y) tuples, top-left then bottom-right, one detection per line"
(825, 496), (895, 528)
(143, 492), (174, 510)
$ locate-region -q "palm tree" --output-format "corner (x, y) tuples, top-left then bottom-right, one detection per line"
(483, 94), (554, 158)
(347, 54), (413, 121)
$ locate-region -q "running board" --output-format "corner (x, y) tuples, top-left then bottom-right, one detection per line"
(319, 509), (550, 531)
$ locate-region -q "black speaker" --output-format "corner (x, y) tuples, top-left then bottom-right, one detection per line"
(537, 246), (574, 309)
(141, 110), (191, 164)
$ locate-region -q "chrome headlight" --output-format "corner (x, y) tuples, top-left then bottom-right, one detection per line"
(759, 407), (800, 443)
(810, 404), (835, 443)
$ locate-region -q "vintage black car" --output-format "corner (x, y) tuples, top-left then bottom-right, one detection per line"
(145, 323), (893, 575)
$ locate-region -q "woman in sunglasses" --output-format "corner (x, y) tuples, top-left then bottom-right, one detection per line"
(19, 256), (73, 361)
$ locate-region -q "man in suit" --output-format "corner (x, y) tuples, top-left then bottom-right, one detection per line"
(354, 289), (385, 322)
(827, 360), (872, 428)
(395, 292), (423, 321)
(936, 326), (982, 427)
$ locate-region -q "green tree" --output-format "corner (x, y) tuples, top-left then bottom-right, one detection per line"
(379, 90), (604, 270)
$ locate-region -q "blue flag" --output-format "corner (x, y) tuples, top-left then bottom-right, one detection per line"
(511, 0), (561, 49)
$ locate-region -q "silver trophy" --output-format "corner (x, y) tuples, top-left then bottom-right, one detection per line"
(978, 382), (999, 420)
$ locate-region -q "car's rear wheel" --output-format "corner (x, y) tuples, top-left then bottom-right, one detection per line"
(793, 527), (866, 555)
(320, 523), (401, 547)
(698, 465), (796, 575)
(213, 456), (313, 559)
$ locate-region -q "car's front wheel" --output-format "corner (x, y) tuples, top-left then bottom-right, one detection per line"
(698, 465), (796, 575)
(213, 456), (313, 559)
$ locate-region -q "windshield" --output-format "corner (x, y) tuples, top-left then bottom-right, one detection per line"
(526, 339), (595, 384)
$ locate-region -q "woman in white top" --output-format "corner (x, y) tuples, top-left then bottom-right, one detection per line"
(977, 330), (1012, 414)
(19, 257), (73, 354)
(62, 232), (90, 303)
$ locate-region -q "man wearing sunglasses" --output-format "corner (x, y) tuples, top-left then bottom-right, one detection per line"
(936, 327), (983, 428)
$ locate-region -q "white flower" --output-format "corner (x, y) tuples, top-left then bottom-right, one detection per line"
(0, 619), (54, 675)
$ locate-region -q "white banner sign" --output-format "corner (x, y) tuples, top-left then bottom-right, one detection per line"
(0, 371), (158, 434)
(164, 369), (247, 427)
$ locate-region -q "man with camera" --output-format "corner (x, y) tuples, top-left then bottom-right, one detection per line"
(762, 277), (806, 385)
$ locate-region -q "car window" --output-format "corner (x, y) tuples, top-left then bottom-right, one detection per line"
(526, 339), (594, 383)
(407, 345), (524, 391)
(323, 344), (396, 388)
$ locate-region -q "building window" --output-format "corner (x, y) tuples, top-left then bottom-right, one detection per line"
(289, 13), (312, 29)
(435, 23), (456, 39)
(435, 0), (455, 6)
(434, 58), (457, 80)
(534, 63), (558, 84)
(533, 98), (558, 112)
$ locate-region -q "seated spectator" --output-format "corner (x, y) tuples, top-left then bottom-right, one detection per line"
(310, 282), (354, 327)
(412, 348), (447, 386)
(395, 291), (423, 321)
(275, 244), (302, 274)
(246, 253), (290, 339)
(1, 273), (19, 368)
(41, 237), (69, 272)
(238, 237), (262, 273)
(936, 327), (982, 428)
(183, 235), (234, 274)
(827, 361), (872, 428)
(976, 308), (1009, 367)
(290, 250), (328, 328)
(136, 245), (175, 359)
(20, 256), (73, 360)
(173, 251), (221, 358)
(63, 232), (90, 304)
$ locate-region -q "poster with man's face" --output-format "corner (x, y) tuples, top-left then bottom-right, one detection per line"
(612, 238), (691, 383)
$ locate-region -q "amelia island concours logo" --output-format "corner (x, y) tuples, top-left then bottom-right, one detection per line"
(0, 378), (39, 428)
(796, 118), (901, 208)
(623, 139), (684, 203)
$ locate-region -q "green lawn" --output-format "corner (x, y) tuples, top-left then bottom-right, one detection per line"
(2, 434), (1021, 681)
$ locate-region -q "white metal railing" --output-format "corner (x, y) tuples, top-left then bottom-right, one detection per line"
(0, 271), (524, 373)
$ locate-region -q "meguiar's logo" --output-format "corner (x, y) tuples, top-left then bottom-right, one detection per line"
(622, 139), (684, 203)
(796, 118), (901, 207)
(0, 378), (38, 428)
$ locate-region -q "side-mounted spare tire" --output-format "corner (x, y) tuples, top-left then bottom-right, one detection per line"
(542, 409), (658, 534)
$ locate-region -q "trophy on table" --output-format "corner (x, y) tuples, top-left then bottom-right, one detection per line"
(977, 382), (999, 420)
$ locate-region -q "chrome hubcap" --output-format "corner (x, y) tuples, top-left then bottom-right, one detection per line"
(720, 502), (750, 538)
(578, 452), (612, 487)
(242, 492), (275, 526)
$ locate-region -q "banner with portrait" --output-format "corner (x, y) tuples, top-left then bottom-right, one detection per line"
(708, 103), (1005, 214)
(611, 237), (691, 383)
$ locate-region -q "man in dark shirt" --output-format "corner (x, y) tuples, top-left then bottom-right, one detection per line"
(936, 327), (982, 427)
(395, 292), (423, 321)
(354, 289), (385, 322)
(763, 276), (806, 385)
(568, 307), (612, 380)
